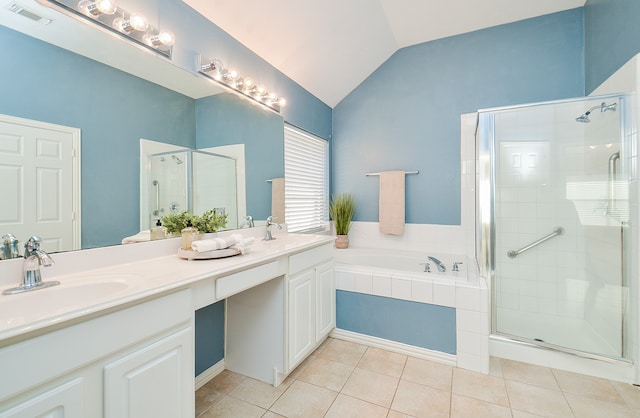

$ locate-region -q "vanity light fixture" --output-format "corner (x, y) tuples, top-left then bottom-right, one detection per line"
(198, 54), (286, 113)
(40, 0), (175, 58)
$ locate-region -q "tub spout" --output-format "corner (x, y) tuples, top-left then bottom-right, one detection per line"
(427, 256), (446, 272)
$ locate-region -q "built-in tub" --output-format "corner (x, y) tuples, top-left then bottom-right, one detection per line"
(333, 247), (489, 374)
(333, 248), (474, 284)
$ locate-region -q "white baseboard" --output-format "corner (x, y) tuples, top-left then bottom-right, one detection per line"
(330, 328), (456, 366)
(195, 359), (225, 390)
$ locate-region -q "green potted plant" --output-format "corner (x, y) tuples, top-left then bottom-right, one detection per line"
(161, 209), (228, 236)
(329, 193), (355, 249)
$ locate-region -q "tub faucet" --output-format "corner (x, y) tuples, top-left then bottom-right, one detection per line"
(427, 256), (446, 273)
(3, 236), (60, 295)
(264, 216), (282, 241)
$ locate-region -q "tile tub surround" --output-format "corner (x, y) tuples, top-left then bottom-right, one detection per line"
(334, 253), (489, 374)
(196, 338), (640, 418)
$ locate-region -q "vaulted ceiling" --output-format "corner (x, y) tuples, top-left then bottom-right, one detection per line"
(184, 0), (586, 108)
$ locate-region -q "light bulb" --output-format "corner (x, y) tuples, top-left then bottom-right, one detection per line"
(113, 13), (148, 33)
(79, 0), (117, 17)
(242, 78), (254, 92)
(278, 98), (286, 107)
(145, 31), (175, 47)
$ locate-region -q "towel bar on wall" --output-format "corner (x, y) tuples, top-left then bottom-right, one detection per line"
(365, 170), (419, 176)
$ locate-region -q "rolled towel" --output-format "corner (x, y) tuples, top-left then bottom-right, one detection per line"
(191, 234), (241, 252)
(122, 230), (151, 244)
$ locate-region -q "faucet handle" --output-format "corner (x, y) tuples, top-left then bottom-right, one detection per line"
(24, 236), (43, 253)
(419, 262), (431, 273)
(452, 261), (463, 272)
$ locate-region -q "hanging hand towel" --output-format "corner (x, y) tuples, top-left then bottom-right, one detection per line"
(379, 171), (405, 235)
(271, 177), (285, 224)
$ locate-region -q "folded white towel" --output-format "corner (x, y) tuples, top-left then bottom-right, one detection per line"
(122, 230), (150, 244)
(191, 234), (241, 252)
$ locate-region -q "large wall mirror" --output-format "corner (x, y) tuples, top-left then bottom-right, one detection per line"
(0, 1), (284, 258)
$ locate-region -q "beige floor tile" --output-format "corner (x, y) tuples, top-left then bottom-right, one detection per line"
(387, 411), (416, 418)
(270, 380), (337, 418)
(401, 357), (453, 392)
(261, 412), (286, 418)
(203, 370), (246, 394)
(501, 359), (559, 389)
(324, 394), (389, 418)
(288, 353), (317, 380)
(199, 395), (265, 418)
(391, 380), (450, 418)
(511, 410), (546, 418)
(357, 347), (407, 378)
(552, 369), (625, 404)
(297, 357), (354, 391)
(229, 376), (293, 409)
(318, 338), (367, 366)
(342, 367), (399, 408)
(452, 368), (509, 406)
(505, 380), (573, 418)
(450, 394), (512, 418)
(195, 386), (224, 417)
(313, 336), (333, 355)
(565, 393), (637, 418)
(611, 381), (640, 409)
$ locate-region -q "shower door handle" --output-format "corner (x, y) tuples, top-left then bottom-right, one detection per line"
(507, 227), (564, 258)
(152, 180), (160, 216)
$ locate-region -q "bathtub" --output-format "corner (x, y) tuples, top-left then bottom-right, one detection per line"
(332, 247), (489, 373)
(333, 248), (473, 283)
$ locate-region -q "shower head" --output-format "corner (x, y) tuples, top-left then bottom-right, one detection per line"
(576, 101), (617, 123)
(172, 155), (183, 164)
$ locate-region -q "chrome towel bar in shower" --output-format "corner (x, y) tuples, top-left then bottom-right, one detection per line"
(507, 227), (564, 258)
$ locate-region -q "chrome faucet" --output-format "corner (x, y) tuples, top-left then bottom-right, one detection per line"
(427, 256), (446, 273)
(264, 216), (283, 241)
(3, 236), (60, 295)
(240, 215), (255, 228)
(1, 233), (20, 260)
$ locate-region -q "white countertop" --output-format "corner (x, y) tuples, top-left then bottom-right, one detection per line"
(0, 232), (334, 344)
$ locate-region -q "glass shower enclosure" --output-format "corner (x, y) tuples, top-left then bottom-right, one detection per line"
(146, 149), (238, 230)
(477, 94), (634, 362)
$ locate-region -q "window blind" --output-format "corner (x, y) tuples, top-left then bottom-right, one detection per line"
(284, 125), (329, 233)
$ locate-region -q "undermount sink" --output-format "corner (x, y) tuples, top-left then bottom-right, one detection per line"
(0, 273), (143, 325)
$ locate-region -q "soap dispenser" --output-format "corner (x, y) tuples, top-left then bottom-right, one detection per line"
(150, 219), (166, 240)
(181, 221), (199, 250)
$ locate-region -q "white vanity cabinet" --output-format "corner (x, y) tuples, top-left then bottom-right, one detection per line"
(0, 289), (194, 418)
(287, 244), (335, 371)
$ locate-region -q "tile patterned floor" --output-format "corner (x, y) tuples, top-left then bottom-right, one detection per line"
(195, 338), (640, 417)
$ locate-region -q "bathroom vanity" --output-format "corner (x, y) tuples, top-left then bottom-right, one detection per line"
(0, 232), (335, 417)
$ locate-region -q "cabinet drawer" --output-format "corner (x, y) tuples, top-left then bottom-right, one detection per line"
(216, 261), (281, 299)
(288, 244), (333, 276)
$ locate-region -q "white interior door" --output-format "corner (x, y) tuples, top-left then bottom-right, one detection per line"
(0, 114), (80, 254)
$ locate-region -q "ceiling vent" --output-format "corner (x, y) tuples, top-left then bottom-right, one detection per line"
(6, 2), (53, 25)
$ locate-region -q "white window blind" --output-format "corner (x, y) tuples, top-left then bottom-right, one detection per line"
(284, 125), (329, 233)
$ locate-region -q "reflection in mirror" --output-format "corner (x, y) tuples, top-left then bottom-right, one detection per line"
(0, 15), (284, 259)
(143, 149), (238, 232)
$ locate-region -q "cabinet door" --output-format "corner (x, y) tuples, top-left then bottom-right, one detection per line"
(0, 378), (84, 418)
(315, 262), (335, 341)
(288, 269), (315, 370)
(104, 327), (193, 418)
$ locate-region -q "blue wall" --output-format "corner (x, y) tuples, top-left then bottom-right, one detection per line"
(336, 291), (457, 354)
(584, 0), (640, 93)
(0, 25), (196, 248)
(195, 301), (225, 375)
(332, 9), (584, 225)
(195, 94), (285, 220)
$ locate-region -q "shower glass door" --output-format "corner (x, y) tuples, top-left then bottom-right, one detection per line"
(479, 95), (630, 360)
